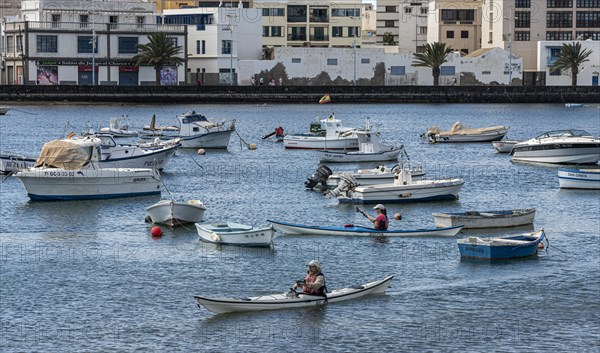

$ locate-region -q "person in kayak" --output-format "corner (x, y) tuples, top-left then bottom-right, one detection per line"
(367, 204), (389, 230)
(293, 260), (326, 296)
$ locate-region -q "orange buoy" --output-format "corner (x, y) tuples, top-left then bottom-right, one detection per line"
(151, 226), (163, 237)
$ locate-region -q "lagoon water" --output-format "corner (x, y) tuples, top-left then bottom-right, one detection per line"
(0, 103), (599, 352)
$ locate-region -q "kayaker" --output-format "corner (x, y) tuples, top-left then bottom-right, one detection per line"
(367, 204), (389, 230)
(293, 260), (326, 296)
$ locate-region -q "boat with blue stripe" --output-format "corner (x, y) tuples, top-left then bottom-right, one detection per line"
(457, 229), (545, 260)
(558, 168), (600, 189)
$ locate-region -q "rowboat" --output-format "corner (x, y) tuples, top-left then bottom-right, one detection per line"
(432, 208), (536, 229)
(269, 220), (463, 237)
(558, 168), (600, 189)
(146, 200), (206, 227)
(194, 275), (394, 314)
(492, 140), (518, 153)
(195, 222), (274, 247)
(457, 229), (545, 260)
(425, 122), (509, 143)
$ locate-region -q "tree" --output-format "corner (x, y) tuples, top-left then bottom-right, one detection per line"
(550, 42), (593, 87)
(412, 42), (453, 86)
(133, 32), (184, 85)
(383, 32), (394, 46)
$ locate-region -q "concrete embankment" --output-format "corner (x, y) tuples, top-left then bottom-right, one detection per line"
(1, 85), (599, 104)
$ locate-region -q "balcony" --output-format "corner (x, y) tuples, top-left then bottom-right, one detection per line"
(310, 35), (329, 41)
(288, 34), (307, 41)
(310, 16), (328, 22)
(23, 21), (185, 33)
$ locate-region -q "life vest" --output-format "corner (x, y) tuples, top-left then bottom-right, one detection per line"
(303, 272), (326, 296)
(275, 127), (284, 136)
(375, 214), (389, 230)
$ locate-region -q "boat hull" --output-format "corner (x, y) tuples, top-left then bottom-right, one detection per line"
(99, 128), (138, 137)
(457, 230), (545, 260)
(283, 136), (358, 150)
(0, 155), (36, 174)
(317, 148), (402, 163)
(146, 200), (206, 226)
(99, 145), (177, 170)
(339, 179), (464, 204)
(326, 169), (425, 188)
(194, 275), (393, 314)
(178, 129), (234, 149)
(492, 140), (518, 153)
(269, 220), (463, 237)
(431, 129), (508, 143)
(433, 209), (536, 229)
(195, 223), (274, 247)
(510, 144), (600, 164)
(14, 168), (161, 201)
(558, 169), (600, 189)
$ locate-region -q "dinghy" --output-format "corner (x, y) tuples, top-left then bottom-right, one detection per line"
(492, 140), (518, 153)
(558, 168), (600, 189)
(269, 220), (463, 237)
(146, 200), (206, 227)
(194, 275), (394, 314)
(457, 229), (545, 260)
(195, 222), (274, 247)
(432, 208), (536, 229)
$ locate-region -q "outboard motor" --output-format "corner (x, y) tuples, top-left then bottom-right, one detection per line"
(305, 165), (333, 189)
(325, 174), (357, 198)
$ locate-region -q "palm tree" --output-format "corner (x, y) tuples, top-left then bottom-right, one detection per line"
(133, 32), (184, 85)
(550, 42), (593, 87)
(412, 42), (453, 86)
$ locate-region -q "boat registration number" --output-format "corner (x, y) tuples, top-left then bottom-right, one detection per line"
(43, 171), (75, 177)
(133, 178), (147, 182)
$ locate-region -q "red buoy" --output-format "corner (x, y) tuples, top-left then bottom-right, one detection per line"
(151, 226), (163, 237)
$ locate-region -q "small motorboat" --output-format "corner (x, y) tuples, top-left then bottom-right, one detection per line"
(146, 200), (206, 227)
(510, 130), (600, 164)
(328, 168), (464, 204)
(194, 275), (394, 314)
(558, 168), (600, 189)
(92, 134), (179, 171)
(425, 122), (509, 143)
(195, 222), (274, 247)
(565, 103), (583, 108)
(321, 165), (425, 189)
(142, 114), (180, 132)
(283, 114), (360, 150)
(0, 154), (36, 174)
(457, 229), (545, 260)
(492, 140), (518, 153)
(269, 220), (463, 237)
(100, 116), (138, 137)
(432, 208), (536, 229)
(0, 107), (9, 115)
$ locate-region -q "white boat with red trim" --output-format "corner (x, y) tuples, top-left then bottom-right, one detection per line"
(194, 275), (394, 314)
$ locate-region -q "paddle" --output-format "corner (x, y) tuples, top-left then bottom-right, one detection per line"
(356, 206), (370, 220)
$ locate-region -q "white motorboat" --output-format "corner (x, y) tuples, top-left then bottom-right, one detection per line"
(146, 200), (206, 226)
(0, 154), (36, 174)
(426, 122), (509, 143)
(492, 140), (519, 153)
(195, 222), (274, 247)
(13, 138), (161, 201)
(142, 111), (235, 149)
(323, 165), (425, 189)
(316, 123), (404, 163)
(194, 275), (393, 314)
(328, 168), (464, 204)
(433, 208), (536, 229)
(99, 116), (138, 137)
(94, 134), (179, 170)
(558, 168), (600, 189)
(510, 130), (600, 164)
(283, 115), (360, 150)
(0, 107), (9, 115)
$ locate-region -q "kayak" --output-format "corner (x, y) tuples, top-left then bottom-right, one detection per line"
(268, 219), (463, 237)
(194, 275), (394, 314)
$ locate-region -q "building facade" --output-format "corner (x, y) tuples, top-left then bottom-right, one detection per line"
(157, 0), (254, 12)
(538, 40), (599, 86)
(376, 0), (429, 52)
(1, 0), (186, 86)
(427, 0), (483, 55)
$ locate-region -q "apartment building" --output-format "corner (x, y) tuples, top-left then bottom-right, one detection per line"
(427, 0), (483, 55)
(538, 40), (599, 85)
(376, 0), (429, 52)
(157, 0), (255, 12)
(482, 0), (600, 71)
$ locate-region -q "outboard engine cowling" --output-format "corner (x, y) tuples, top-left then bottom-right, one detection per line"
(325, 174), (357, 198)
(305, 165), (333, 189)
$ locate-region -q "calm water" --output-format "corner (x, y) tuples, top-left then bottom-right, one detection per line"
(1, 103), (599, 352)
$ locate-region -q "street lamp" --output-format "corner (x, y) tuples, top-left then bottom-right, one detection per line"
(350, 16), (360, 85)
(504, 16), (518, 85)
(225, 14), (237, 86)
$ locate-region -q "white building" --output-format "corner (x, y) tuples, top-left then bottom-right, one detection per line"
(238, 46), (522, 86)
(537, 40), (600, 86)
(376, 0), (428, 52)
(1, 0), (187, 85)
(161, 7), (262, 85)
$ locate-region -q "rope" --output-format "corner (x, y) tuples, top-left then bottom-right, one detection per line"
(6, 107), (39, 115)
(234, 129), (251, 148)
(1, 171), (14, 183)
(180, 148), (204, 170)
(544, 234), (567, 253)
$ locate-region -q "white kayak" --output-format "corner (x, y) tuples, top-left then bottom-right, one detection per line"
(194, 275), (394, 314)
(269, 220), (463, 237)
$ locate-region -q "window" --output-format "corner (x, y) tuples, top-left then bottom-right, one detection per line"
(288, 27), (306, 41)
(419, 26), (427, 34)
(361, 58), (370, 64)
(446, 30), (455, 38)
(262, 8), (285, 16)
(167, 37), (177, 46)
(515, 0), (531, 7)
(576, 31), (600, 40)
(80, 14), (88, 28)
(271, 26), (283, 37)
(482, 71), (491, 75)
(202, 40), (206, 54)
(515, 11), (531, 27)
(440, 66), (456, 75)
(310, 8), (328, 22)
(441, 9), (475, 22)
(549, 68), (561, 76)
(77, 36), (97, 53)
(6, 36), (13, 51)
(547, 12), (572, 27)
(332, 8), (360, 17)
(16, 35), (23, 51)
(327, 58), (337, 65)
(348, 27), (360, 37)
(577, 0), (600, 8)
(461, 30), (469, 38)
(404, 7), (412, 14)
(385, 6), (396, 13)
(51, 14), (61, 28)
(546, 31), (573, 39)
(384, 20), (395, 27)
(118, 37), (138, 54)
(514, 31), (530, 41)
(390, 66), (405, 75)
(576, 12), (600, 27)
(222, 40), (232, 54)
(291, 58), (301, 63)
(332, 26), (343, 37)
(136, 16), (145, 28)
(109, 16), (118, 29)
(36, 35), (57, 53)
(263, 26), (269, 37)
(421, 7), (428, 14)
(196, 40), (201, 54)
(287, 5), (307, 22)
(547, 0), (572, 7)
